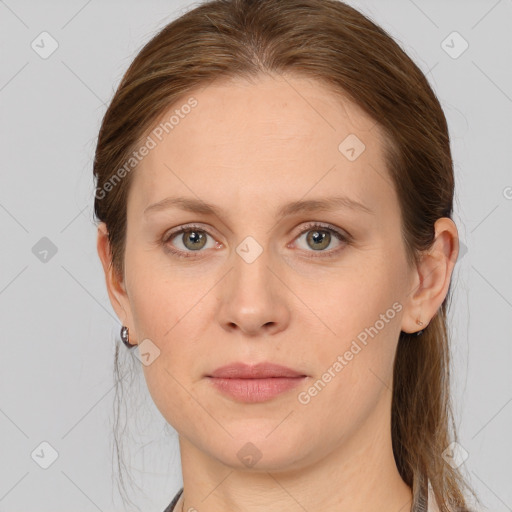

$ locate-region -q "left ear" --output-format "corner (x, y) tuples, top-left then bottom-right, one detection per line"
(400, 217), (459, 334)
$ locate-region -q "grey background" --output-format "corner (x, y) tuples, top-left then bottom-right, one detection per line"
(1, 0), (511, 511)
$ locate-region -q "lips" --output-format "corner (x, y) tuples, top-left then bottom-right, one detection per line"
(207, 362), (306, 379)
(205, 362), (307, 403)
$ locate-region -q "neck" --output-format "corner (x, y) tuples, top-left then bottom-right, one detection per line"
(175, 395), (412, 512)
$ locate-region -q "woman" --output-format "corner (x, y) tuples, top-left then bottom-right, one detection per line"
(94, 0), (477, 510)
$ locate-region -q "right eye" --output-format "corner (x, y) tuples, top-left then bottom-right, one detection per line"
(163, 224), (220, 258)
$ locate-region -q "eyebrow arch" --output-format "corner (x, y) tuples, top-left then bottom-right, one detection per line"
(143, 195), (374, 218)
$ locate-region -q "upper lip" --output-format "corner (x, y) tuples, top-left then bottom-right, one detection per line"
(207, 362), (306, 379)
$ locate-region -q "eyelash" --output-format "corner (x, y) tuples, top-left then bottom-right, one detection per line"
(162, 222), (351, 260)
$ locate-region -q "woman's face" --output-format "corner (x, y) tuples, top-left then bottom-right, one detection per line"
(105, 73), (423, 471)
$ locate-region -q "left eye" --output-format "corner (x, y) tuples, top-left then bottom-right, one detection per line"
(163, 223), (349, 259)
(292, 223), (349, 257)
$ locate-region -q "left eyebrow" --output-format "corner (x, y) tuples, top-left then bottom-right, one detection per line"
(276, 195), (374, 217)
(143, 194), (374, 218)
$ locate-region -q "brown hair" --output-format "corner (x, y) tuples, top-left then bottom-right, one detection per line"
(93, 0), (477, 510)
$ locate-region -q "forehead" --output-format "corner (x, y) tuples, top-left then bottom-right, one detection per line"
(129, 72), (395, 218)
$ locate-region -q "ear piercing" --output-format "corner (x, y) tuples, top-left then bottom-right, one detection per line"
(416, 319), (424, 336)
(120, 325), (137, 348)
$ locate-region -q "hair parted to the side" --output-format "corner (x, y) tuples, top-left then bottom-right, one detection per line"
(93, 0), (478, 510)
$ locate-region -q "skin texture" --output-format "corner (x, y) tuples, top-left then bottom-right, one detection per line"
(97, 72), (459, 512)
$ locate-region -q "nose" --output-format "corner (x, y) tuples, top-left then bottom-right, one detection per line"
(216, 246), (291, 337)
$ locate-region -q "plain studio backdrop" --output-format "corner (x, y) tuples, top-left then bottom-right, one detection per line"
(0, 0), (511, 511)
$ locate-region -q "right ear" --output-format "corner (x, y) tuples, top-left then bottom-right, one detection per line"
(96, 222), (131, 326)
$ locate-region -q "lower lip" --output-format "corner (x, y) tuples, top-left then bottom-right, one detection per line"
(206, 376), (306, 403)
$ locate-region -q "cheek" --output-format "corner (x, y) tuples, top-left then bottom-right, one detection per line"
(126, 251), (213, 422)
(298, 308), (400, 448)
(303, 261), (403, 404)
(125, 244), (201, 338)
(313, 260), (402, 341)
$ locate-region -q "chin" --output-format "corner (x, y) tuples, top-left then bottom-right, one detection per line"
(207, 430), (314, 472)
